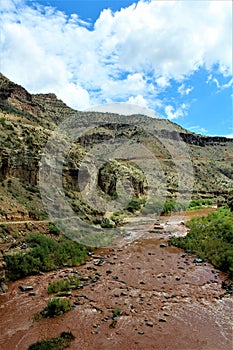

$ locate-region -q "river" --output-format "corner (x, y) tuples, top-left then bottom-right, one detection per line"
(0, 208), (232, 350)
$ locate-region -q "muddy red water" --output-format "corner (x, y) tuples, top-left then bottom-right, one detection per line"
(0, 210), (232, 350)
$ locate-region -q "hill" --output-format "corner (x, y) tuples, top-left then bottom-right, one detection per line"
(0, 73), (232, 223)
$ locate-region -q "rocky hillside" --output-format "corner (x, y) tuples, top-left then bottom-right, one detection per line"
(0, 72), (232, 225)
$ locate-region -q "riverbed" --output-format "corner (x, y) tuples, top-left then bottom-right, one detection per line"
(0, 209), (232, 350)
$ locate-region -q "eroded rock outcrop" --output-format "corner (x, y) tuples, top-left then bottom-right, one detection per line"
(98, 160), (146, 198)
(0, 254), (7, 295)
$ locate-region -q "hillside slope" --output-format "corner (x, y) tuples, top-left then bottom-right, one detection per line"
(0, 72), (232, 225)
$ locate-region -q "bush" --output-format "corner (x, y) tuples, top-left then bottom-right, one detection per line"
(48, 276), (80, 294)
(143, 198), (188, 215)
(42, 298), (71, 318)
(188, 198), (213, 210)
(4, 234), (90, 281)
(125, 197), (145, 213)
(27, 331), (75, 350)
(48, 279), (71, 294)
(109, 308), (122, 328)
(100, 218), (114, 228)
(170, 207), (233, 277)
(49, 223), (60, 235)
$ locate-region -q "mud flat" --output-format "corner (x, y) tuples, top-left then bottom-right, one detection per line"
(0, 213), (232, 350)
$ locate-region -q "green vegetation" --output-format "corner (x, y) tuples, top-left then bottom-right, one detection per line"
(0, 116), (6, 125)
(112, 308), (122, 318)
(109, 308), (122, 329)
(143, 198), (214, 215)
(125, 197), (146, 213)
(170, 207), (233, 277)
(4, 234), (91, 281)
(0, 223), (10, 234)
(100, 218), (115, 228)
(27, 331), (75, 350)
(49, 223), (61, 235)
(48, 279), (71, 294)
(143, 198), (187, 215)
(48, 275), (80, 294)
(42, 298), (72, 318)
(188, 198), (213, 210)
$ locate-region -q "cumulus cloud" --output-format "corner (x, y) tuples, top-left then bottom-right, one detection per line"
(156, 76), (170, 88)
(165, 103), (188, 120)
(0, 0), (232, 114)
(127, 95), (148, 108)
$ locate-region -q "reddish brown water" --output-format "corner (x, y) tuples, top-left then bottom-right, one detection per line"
(0, 209), (232, 350)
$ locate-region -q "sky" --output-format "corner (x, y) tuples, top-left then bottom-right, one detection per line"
(0, 0), (232, 137)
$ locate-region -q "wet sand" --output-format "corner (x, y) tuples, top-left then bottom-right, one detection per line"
(0, 212), (232, 350)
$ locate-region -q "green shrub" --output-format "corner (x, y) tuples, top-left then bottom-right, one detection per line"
(0, 117), (6, 126)
(43, 298), (72, 318)
(143, 198), (188, 215)
(4, 234), (90, 281)
(27, 331), (75, 350)
(49, 223), (60, 235)
(125, 197), (145, 213)
(170, 207), (233, 277)
(100, 218), (114, 228)
(112, 308), (122, 318)
(48, 275), (80, 294)
(48, 279), (71, 294)
(109, 308), (122, 328)
(188, 198), (213, 210)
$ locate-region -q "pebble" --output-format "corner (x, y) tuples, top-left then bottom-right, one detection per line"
(163, 293), (171, 299)
(160, 243), (167, 248)
(93, 324), (100, 328)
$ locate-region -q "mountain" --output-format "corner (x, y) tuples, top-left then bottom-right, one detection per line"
(0, 72), (232, 225)
(0, 73), (233, 293)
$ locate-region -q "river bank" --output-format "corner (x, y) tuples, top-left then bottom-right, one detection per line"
(0, 209), (232, 350)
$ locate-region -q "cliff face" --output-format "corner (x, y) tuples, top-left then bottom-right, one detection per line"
(0, 73), (76, 126)
(0, 72), (232, 222)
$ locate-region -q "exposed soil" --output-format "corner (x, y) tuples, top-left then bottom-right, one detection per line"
(0, 210), (232, 350)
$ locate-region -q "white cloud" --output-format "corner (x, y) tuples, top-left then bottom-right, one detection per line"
(127, 94), (148, 108)
(87, 102), (158, 118)
(223, 78), (233, 89)
(206, 75), (233, 90)
(156, 77), (170, 88)
(188, 126), (208, 135)
(0, 0), (232, 112)
(56, 83), (90, 110)
(165, 103), (188, 120)
(178, 84), (193, 96)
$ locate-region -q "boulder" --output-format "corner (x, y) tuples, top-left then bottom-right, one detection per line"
(19, 285), (34, 292)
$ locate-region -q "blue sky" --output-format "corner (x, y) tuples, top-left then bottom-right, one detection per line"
(0, 0), (232, 137)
